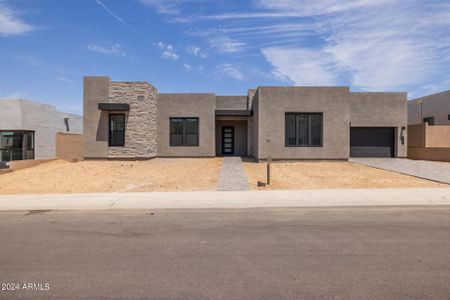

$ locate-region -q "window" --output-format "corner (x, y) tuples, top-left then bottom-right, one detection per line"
(170, 118), (199, 146)
(423, 117), (435, 125)
(448, 114), (450, 121)
(109, 114), (125, 147)
(0, 131), (34, 161)
(285, 113), (323, 147)
(64, 117), (70, 132)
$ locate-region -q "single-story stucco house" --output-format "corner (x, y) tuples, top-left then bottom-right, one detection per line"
(407, 90), (450, 162)
(408, 90), (450, 125)
(0, 99), (82, 162)
(84, 76), (407, 161)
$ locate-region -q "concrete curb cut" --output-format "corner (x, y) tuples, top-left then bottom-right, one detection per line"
(0, 188), (450, 211)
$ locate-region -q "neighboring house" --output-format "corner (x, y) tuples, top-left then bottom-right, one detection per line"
(408, 90), (450, 162)
(408, 90), (450, 125)
(84, 76), (407, 161)
(0, 99), (83, 162)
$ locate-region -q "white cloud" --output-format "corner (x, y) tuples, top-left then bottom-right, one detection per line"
(186, 45), (207, 58)
(184, 63), (204, 71)
(200, 0), (392, 20)
(216, 64), (244, 81)
(262, 47), (338, 86)
(55, 76), (75, 85)
(14, 55), (42, 67)
(0, 3), (34, 36)
(257, 0), (391, 16)
(87, 43), (127, 56)
(210, 37), (246, 53)
(157, 42), (179, 60)
(140, 0), (211, 16)
(258, 0), (450, 91)
(139, 0), (182, 15)
(95, 0), (143, 36)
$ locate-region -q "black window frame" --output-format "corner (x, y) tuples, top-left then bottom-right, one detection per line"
(109, 113), (126, 147)
(447, 114), (450, 121)
(285, 113), (323, 147)
(170, 117), (199, 147)
(0, 130), (35, 161)
(423, 116), (435, 125)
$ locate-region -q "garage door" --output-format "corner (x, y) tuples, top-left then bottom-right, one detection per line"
(350, 127), (394, 157)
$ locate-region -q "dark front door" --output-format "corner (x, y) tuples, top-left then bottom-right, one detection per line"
(222, 126), (234, 155)
(350, 127), (395, 157)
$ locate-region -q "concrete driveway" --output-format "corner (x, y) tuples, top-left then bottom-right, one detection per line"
(350, 158), (450, 184)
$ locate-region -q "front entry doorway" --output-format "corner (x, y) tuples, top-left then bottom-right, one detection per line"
(222, 126), (234, 155)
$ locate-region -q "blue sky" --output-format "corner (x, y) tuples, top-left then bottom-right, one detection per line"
(1, 0), (450, 115)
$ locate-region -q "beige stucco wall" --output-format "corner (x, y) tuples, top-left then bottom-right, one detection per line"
(157, 94), (215, 157)
(350, 92), (408, 158)
(216, 96), (247, 110)
(252, 90), (260, 159)
(215, 119), (247, 156)
(256, 87), (350, 160)
(408, 90), (450, 125)
(407, 124), (426, 148)
(56, 133), (83, 161)
(83, 76), (110, 158)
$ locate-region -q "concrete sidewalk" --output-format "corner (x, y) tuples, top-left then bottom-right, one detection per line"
(0, 188), (450, 211)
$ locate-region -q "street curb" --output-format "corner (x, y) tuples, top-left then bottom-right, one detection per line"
(0, 188), (450, 211)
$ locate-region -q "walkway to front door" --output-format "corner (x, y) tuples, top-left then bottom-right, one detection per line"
(217, 157), (250, 191)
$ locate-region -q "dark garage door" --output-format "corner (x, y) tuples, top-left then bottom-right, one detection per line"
(350, 127), (394, 157)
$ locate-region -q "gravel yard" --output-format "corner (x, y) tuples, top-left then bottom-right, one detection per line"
(0, 158), (223, 194)
(243, 161), (447, 190)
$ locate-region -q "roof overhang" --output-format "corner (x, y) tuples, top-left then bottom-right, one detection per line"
(215, 110), (252, 116)
(98, 103), (130, 111)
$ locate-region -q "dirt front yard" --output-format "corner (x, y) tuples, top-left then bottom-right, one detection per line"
(243, 161), (447, 190)
(0, 158), (223, 195)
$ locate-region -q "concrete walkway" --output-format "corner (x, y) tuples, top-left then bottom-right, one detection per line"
(217, 157), (250, 191)
(0, 188), (450, 211)
(350, 158), (450, 184)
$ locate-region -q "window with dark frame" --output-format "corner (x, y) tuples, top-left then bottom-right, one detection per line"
(285, 113), (323, 147)
(109, 114), (125, 147)
(448, 114), (450, 121)
(170, 118), (199, 146)
(0, 131), (34, 161)
(423, 116), (435, 125)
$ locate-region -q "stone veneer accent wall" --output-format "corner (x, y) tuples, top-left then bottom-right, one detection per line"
(107, 82), (158, 158)
(247, 89), (256, 110)
(247, 89), (256, 157)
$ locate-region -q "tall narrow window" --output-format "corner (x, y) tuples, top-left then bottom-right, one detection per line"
(285, 113), (323, 147)
(170, 118), (199, 146)
(109, 114), (125, 147)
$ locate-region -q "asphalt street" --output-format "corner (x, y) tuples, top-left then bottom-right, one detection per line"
(0, 206), (450, 299)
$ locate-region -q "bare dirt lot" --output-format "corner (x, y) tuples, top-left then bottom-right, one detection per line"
(243, 161), (447, 190)
(0, 158), (223, 194)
